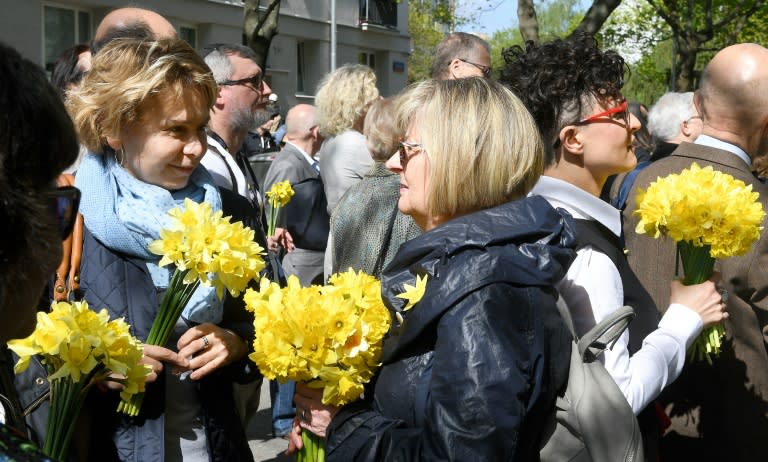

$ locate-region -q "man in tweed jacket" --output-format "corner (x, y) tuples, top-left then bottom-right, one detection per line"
(623, 43), (768, 461)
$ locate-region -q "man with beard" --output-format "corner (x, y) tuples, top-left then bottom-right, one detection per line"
(200, 43), (273, 433)
(201, 43), (273, 208)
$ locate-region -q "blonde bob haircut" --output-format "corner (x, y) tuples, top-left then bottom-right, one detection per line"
(363, 98), (398, 162)
(67, 38), (217, 153)
(395, 77), (544, 219)
(315, 64), (379, 138)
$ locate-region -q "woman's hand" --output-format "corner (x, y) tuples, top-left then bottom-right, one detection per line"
(285, 383), (340, 454)
(293, 383), (339, 437)
(98, 344), (189, 392)
(669, 274), (729, 328)
(175, 323), (248, 380)
(141, 344), (189, 383)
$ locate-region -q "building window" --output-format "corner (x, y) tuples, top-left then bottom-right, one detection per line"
(297, 42), (305, 93)
(359, 0), (397, 29)
(358, 52), (376, 70)
(43, 4), (91, 72)
(178, 25), (197, 49)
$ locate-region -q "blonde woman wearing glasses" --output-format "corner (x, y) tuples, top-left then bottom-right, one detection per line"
(287, 77), (577, 460)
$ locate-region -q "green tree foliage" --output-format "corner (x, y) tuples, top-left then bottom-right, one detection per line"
(490, 0), (583, 76)
(407, 1), (448, 82)
(602, 0), (765, 93)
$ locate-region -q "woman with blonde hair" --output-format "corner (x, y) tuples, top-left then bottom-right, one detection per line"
(65, 38), (260, 461)
(288, 77), (576, 460)
(330, 98), (421, 277)
(314, 64), (380, 213)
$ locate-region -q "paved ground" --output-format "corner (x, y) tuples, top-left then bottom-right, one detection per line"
(247, 380), (294, 462)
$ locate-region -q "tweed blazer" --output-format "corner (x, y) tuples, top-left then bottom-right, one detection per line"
(623, 141), (768, 461)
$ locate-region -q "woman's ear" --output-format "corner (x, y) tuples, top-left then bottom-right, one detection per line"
(105, 135), (122, 152)
(559, 125), (584, 156)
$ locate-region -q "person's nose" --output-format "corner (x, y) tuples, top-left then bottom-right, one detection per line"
(184, 134), (206, 158)
(628, 112), (642, 133)
(261, 80), (272, 98)
(385, 149), (402, 173)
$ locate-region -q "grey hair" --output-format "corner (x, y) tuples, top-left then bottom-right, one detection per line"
(430, 32), (490, 80)
(647, 92), (695, 143)
(202, 43), (258, 83)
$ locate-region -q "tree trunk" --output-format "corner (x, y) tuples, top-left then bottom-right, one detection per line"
(674, 37), (698, 91)
(571, 0), (622, 37)
(243, 0), (282, 71)
(517, 0), (540, 44)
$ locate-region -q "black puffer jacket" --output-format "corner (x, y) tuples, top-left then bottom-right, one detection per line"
(325, 195), (577, 461)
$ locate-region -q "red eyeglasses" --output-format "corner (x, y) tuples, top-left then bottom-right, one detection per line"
(575, 100), (630, 126)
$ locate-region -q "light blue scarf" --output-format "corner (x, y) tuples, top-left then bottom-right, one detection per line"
(76, 152), (224, 324)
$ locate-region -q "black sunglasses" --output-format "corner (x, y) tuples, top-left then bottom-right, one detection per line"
(219, 74), (263, 90)
(43, 186), (81, 239)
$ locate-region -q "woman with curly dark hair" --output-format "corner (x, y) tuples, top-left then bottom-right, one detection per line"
(501, 33), (727, 460)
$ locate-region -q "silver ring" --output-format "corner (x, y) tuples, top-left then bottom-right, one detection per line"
(720, 289), (729, 303)
(201, 335), (210, 349)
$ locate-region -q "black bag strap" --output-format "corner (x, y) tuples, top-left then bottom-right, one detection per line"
(555, 296), (635, 362)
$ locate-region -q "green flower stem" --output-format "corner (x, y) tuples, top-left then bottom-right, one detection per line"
(678, 241), (716, 285)
(43, 375), (90, 460)
(120, 268), (200, 416)
(267, 204), (282, 237)
(300, 431), (325, 462)
(677, 241), (725, 364)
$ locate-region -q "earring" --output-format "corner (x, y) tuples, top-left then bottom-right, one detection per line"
(115, 148), (124, 166)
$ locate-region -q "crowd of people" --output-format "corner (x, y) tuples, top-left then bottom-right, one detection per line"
(0, 4), (767, 462)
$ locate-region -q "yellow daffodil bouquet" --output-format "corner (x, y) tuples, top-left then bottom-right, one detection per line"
(244, 269), (392, 462)
(635, 163), (765, 363)
(265, 180), (294, 237)
(8, 300), (151, 460)
(118, 198), (265, 416)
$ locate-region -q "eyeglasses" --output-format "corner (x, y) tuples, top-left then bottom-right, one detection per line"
(685, 115), (702, 123)
(219, 74), (263, 90)
(553, 100), (630, 149)
(575, 100), (630, 126)
(398, 141), (425, 170)
(43, 186), (81, 239)
(458, 58), (491, 78)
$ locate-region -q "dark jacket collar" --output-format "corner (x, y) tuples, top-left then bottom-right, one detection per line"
(380, 195), (576, 354)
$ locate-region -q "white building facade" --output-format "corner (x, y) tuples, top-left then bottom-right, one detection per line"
(0, 0), (411, 108)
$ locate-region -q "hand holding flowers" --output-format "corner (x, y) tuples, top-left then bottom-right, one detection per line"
(118, 198), (265, 416)
(8, 300), (151, 460)
(635, 163), (765, 363)
(244, 269), (392, 461)
(265, 180), (294, 237)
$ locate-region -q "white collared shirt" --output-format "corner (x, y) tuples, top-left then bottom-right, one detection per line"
(284, 141), (318, 171)
(531, 176), (703, 414)
(695, 134), (752, 167)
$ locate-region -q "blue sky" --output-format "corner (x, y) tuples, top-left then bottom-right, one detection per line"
(456, 0), (518, 35)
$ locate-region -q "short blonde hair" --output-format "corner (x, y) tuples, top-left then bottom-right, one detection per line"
(395, 77), (544, 219)
(67, 38), (217, 153)
(363, 98), (397, 162)
(315, 64), (379, 137)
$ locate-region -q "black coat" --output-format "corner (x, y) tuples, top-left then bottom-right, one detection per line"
(325, 195), (577, 461)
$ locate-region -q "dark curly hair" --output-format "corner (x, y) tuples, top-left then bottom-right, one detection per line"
(500, 32), (628, 166)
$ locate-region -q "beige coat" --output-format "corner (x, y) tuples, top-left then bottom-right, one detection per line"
(623, 142), (768, 461)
